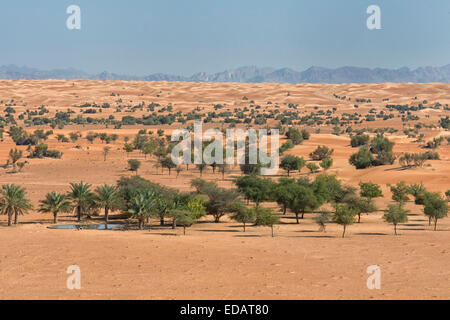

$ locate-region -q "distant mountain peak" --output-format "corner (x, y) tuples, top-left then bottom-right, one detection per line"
(0, 64), (449, 83)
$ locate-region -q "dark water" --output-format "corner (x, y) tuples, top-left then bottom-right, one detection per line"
(47, 224), (125, 230)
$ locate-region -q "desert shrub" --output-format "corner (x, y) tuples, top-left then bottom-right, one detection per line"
(310, 145), (334, 161)
(439, 116), (449, 129)
(350, 134), (370, 147)
(319, 158), (333, 171)
(128, 159), (141, 174)
(349, 146), (374, 169)
(285, 127), (303, 145)
(28, 143), (62, 159)
(279, 140), (294, 154)
(425, 137), (444, 149)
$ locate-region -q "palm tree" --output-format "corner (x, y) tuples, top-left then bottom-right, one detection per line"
(127, 190), (157, 229)
(67, 182), (95, 222)
(0, 184), (33, 226)
(94, 184), (121, 223)
(38, 191), (72, 223)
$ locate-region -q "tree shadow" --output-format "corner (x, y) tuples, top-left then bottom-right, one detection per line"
(356, 232), (388, 236)
(198, 229), (240, 233)
(290, 235), (335, 238)
(234, 234), (261, 238)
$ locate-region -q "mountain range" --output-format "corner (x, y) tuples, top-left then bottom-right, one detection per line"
(1, 64), (450, 84)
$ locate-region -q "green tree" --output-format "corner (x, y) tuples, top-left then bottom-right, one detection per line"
(349, 146), (374, 169)
(306, 162), (319, 174)
(160, 156), (177, 175)
(201, 185), (243, 223)
(359, 182), (383, 201)
(424, 194), (448, 231)
(310, 145), (334, 161)
(231, 204), (256, 232)
(319, 158), (333, 171)
(287, 184), (319, 223)
(38, 191), (72, 223)
(280, 155), (306, 176)
(235, 175), (275, 206)
(343, 194), (377, 223)
(390, 181), (410, 204)
(123, 143), (134, 157)
(254, 207), (280, 237)
(0, 184), (33, 226)
(383, 204), (409, 235)
(128, 159), (141, 175)
(286, 127), (303, 145)
(273, 178), (296, 215)
(332, 204), (357, 238)
(314, 212), (331, 232)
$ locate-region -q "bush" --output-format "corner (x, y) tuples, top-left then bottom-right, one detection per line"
(350, 134), (370, 147)
(128, 159), (141, 174)
(310, 145), (334, 161)
(28, 143), (62, 159)
(349, 146), (374, 169)
(285, 128), (303, 145)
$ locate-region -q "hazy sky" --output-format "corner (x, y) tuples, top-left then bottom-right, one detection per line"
(1, 0), (449, 76)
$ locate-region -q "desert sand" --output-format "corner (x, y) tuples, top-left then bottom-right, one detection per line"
(0, 80), (448, 299)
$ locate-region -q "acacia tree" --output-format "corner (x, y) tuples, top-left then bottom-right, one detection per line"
(38, 191), (72, 223)
(0, 184), (33, 226)
(94, 184), (122, 223)
(383, 204), (409, 235)
(390, 181), (410, 205)
(310, 145), (334, 161)
(342, 194), (377, 223)
(254, 207), (280, 237)
(319, 158), (333, 171)
(231, 203), (256, 232)
(423, 194), (448, 231)
(273, 178), (295, 215)
(314, 212), (331, 232)
(200, 183), (243, 223)
(170, 197), (206, 235)
(359, 182), (383, 202)
(287, 183), (319, 223)
(332, 204), (357, 238)
(160, 156), (176, 175)
(128, 159), (141, 175)
(235, 175), (275, 206)
(306, 162), (319, 174)
(280, 155), (305, 176)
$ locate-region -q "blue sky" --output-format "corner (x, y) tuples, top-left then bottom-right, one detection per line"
(1, 0), (449, 75)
